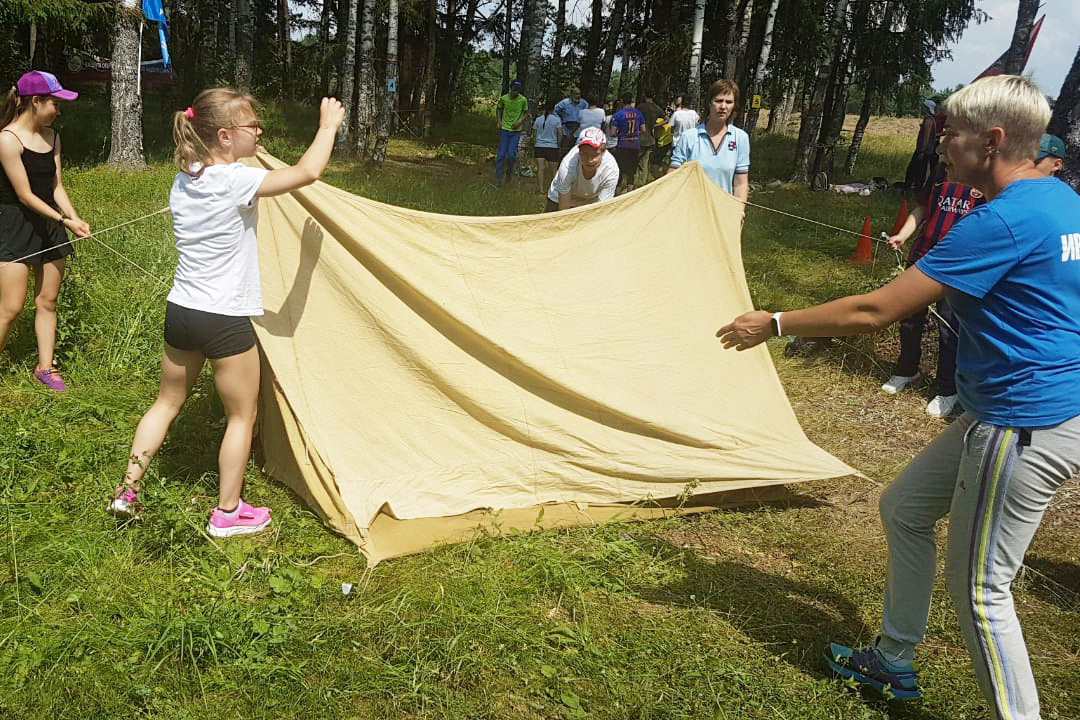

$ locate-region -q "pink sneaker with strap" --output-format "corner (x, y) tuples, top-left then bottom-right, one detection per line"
(207, 499), (272, 538)
(108, 485), (142, 518)
(33, 365), (68, 392)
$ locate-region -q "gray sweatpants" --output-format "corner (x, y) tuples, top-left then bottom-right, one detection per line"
(876, 411), (1080, 720)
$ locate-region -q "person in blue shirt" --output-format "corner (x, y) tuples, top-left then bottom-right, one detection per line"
(668, 79), (749, 206)
(554, 88), (588, 157)
(610, 93), (646, 192)
(718, 75), (1080, 720)
(532, 99), (562, 194)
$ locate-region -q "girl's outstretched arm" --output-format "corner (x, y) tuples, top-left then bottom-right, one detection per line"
(256, 98), (345, 198)
(50, 135), (90, 236)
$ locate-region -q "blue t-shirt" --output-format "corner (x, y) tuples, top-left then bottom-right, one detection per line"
(917, 177), (1080, 427)
(669, 123), (750, 194)
(612, 107), (646, 149)
(554, 97), (589, 125)
(533, 113), (562, 148)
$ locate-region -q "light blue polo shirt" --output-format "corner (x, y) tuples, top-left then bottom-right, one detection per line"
(669, 123), (750, 194)
(917, 177), (1080, 427)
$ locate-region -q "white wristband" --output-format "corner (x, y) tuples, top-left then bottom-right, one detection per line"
(771, 311), (784, 337)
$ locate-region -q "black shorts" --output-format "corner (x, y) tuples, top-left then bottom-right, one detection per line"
(163, 302), (256, 359)
(544, 198), (560, 213)
(534, 146), (560, 162)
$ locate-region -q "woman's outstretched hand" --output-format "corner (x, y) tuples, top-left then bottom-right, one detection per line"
(716, 310), (773, 350)
(319, 97), (346, 132)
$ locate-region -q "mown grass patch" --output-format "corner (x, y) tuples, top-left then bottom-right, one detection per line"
(1, 114), (1078, 720)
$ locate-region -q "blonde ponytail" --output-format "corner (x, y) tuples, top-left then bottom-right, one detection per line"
(172, 87), (260, 176)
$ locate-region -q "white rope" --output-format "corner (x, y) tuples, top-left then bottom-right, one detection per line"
(0, 206), (171, 268)
(738, 196), (958, 335)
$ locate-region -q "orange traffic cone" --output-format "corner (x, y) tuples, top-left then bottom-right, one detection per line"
(889, 199), (909, 236)
(846, 216), (873, 264)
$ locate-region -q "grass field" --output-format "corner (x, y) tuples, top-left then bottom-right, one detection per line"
(1, 102), (1078, 720)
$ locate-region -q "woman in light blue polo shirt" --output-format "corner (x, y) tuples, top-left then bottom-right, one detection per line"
(668, 79), (749, 203)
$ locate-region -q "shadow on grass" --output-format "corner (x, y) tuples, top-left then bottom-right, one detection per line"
(1021, 556), (1080, 614)
(632, 536), (950, 720)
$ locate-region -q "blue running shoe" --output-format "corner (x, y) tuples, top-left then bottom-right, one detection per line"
(825, 641), (921, 700)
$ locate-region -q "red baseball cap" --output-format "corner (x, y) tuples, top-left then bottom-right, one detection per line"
(16, 71), (78, 101)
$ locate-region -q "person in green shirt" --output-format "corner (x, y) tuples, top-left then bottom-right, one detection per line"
(495, 79), (528, 185)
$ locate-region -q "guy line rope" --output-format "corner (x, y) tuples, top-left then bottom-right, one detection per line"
(0, 207), (172, 290)
(1, 196), (949, 330)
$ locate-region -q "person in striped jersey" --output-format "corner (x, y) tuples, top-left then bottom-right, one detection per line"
(883, 156), (985, 417)
(717, 75), (1080, 719)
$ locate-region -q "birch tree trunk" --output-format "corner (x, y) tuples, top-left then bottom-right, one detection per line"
(335, 0), (358, 155)
(791, 0), (848, 182)
(356, 0), (376, 158)
(1003, 0), (1040, 75)
(517, 0), (545, 112)
(597, 0), (626, 103)
(108, 0), (145, 168)
(319, 0), (334, 95)
(618, 0), (633, 98)
(1048, 44), (1080, 192)
(501, 0), (513, 93)
(279, 0), (293, 96)
(844, 87), (873, 174)
(199, 0), (218, 83)
(373, 0), (399, 163)
(742, 0), (779, 133)
(551, 0), (567, 96)
(687, 0), (705, 104)
(421, 0), (437, 136)
(722, 0), (746, 79)
(581, 0), (602, 101)
(235, 0), (253, 91)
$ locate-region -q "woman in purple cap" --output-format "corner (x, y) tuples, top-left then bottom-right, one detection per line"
(0, 70), (90, 391)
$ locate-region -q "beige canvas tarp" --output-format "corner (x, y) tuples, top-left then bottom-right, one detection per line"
(250, 152), (858, 564)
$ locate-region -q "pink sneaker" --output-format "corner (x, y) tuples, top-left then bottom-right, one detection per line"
(33, 365), (68, 392)
(207, 499), (271, 538)
(108, 486), (142, 518)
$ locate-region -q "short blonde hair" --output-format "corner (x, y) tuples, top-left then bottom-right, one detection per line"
(943, 75), (1050, 161)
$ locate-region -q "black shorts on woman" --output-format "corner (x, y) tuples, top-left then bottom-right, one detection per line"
(163, 302), (256, 359)
(0, 128), (73, 264)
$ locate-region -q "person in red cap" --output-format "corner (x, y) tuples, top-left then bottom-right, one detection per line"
(0, 71), (90, 392)
(544, 126), (620, 211)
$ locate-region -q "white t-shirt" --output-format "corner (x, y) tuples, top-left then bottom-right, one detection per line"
(670, 108), (700, 142)
(547, 146), (620, 205)
(604, 114), (618, 149)
(533, 114), (562, 148)
(576, 107), (606, 139)
(167, 162), (270, 317)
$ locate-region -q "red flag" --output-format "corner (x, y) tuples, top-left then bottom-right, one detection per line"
(974, 15), (1044, 80)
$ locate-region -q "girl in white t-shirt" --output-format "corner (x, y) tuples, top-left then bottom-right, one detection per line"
(109, 88), (345, 538)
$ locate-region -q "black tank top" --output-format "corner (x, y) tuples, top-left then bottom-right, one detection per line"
(0, 129), (57, 207)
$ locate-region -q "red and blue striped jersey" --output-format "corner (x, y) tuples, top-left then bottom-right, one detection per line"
(909, 167), (985, 264)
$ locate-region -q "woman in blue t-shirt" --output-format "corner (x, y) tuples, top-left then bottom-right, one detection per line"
(718, 75), (1080, 720)
(532, 99), (562, 195)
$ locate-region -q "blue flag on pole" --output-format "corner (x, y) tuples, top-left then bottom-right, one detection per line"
(142, 0), (171, 67)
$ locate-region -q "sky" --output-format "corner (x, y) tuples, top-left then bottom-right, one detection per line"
(931, 0), (1079, 95)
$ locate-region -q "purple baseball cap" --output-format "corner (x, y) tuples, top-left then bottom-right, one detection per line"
(16, 71), (78, 101)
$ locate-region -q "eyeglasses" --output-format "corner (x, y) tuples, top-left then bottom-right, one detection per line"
(230, 123), (262, 133)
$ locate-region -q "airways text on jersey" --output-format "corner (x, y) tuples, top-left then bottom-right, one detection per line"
(1062, 233), (1080, 262)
